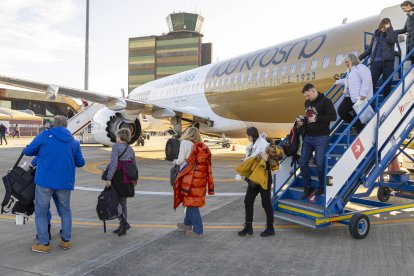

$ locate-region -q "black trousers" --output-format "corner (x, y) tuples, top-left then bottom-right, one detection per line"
(244, 179), (274, 226)
(338, 97), (365, 132)
(371, 60), (394, 98)
(0, 134), (7, 145)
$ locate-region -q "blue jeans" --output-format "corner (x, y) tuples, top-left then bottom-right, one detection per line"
(183, 207), (203, 235)
(298, 135), (330, 190)
(35, 186), (72, 245)
(47, 193), (62, 225)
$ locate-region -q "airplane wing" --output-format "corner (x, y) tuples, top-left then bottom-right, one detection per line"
(0, 75), (213, 126)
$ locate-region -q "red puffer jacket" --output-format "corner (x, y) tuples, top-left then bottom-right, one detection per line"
(174, 142), (214, 209)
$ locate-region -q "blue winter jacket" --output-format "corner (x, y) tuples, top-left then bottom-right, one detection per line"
(23, 127), (85, 190)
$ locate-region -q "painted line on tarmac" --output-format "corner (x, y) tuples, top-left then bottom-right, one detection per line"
(74, 186), (245, 196)
(82, 161), (239, 183)
(1, 215), (414, 231)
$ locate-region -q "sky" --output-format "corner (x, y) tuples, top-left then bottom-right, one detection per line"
(0, 0), (402, 97)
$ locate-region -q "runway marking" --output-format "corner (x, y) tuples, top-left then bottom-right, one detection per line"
(74, 186), (245, 196)
(82, 161), (239, 183)
(1, 215), (414, 231)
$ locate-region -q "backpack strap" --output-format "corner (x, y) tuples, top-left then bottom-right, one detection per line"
(12, 151), (25, 169)
(118, 145), (128, 161)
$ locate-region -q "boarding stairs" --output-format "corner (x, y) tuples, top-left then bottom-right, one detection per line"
(273, 46), (414, 230)
(67, 103), (104, 135)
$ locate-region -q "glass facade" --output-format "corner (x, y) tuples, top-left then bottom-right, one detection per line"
(128, 37), (156, 92)
(128, 13), (212, 93)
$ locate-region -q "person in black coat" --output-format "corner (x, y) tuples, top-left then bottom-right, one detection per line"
(0, 123), (7, 145)
(359, 18), (397, 98)
(397, 1), (414, 63)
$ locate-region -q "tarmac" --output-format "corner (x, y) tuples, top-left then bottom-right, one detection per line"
(0, 136), (414, 276)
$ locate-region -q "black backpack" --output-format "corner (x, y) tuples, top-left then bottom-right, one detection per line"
(96, 187), (120, 232)
(281, 116), (305, 161)
(1, 151), (36, 215)
(282, 127), (300, 158)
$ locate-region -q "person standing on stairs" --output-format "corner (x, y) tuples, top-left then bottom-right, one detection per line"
(298, 84), (337, 199)
(359, 18), (398, 99)
(336, 53), (373, 134)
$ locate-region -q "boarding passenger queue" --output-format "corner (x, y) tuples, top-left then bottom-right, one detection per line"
(3, 1), (413, 253)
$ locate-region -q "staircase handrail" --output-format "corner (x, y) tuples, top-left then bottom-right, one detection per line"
(325, 47), (414, 164)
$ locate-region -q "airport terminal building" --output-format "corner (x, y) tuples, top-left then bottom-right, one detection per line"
(128, 12), (212, 92)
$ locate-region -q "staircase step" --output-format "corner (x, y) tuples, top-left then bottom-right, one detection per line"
(278, 199), (324, 214)
(289, 187), (304, 193)
(274, 211), (316, 228)
(297, 175), (319, 181)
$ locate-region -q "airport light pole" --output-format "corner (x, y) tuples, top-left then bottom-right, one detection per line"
(84, 0), (89, 91)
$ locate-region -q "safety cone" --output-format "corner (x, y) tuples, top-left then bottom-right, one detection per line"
(231, 144), (236, 151)
(388, 155), (401, 173)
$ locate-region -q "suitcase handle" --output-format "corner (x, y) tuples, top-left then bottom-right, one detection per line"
(12, 151), (25, 169)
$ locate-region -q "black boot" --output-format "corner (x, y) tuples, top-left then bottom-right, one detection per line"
(113, 223), (130, 234)
(117, 215), (128, 237)
(260, 225), (275, 237)
(238, 223), (253, 236)
(301, 187), (314, 200)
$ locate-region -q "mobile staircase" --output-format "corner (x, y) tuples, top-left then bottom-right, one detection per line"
(67, 103), (104, 135)
(273, 45), (414, 239)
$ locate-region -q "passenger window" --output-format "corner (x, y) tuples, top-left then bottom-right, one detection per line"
(301, 61), (307, 72)
(240, 73), (245, 83)
(264, 68), (269, 78)
(215, 79), (220, 87)
(256, 71), (261, 80)
(234, 75), (238, 84)
(335, 54), (343, 66)
(311, 58), (318, 70)
(290, 63), (296, 74)
(272, 66), (278, 77)
(281, 64), (287, 75)
(248, 71), (252, 81)
(322, 56), (330, 68)
(227, 76), (232, 84)
(221, 78), (225, 85)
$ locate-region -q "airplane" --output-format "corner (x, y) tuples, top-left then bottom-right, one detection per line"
(0, 4), (405, 160)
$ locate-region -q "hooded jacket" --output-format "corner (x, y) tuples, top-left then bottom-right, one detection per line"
(23, 127), (85, 190)
(174, 142), (214, 209)
(304, 92), (337, 136)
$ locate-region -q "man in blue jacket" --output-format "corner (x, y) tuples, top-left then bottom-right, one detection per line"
(24, 115), (85, 253)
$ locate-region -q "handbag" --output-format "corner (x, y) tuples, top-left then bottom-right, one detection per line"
(1, 151), (35, 213)
(353, 98), (375, 124)
(170, 165), (180, 186)
(101, 145), (129, 181)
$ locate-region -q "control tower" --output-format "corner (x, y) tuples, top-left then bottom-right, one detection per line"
(128, 12), (212, 92)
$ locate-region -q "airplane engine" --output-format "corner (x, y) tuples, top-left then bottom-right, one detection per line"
(91, 108), (141, 146)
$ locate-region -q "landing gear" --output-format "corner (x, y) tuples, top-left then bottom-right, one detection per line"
(136, 137), (145, 147)
(349, 213), (370, 239)
(222, 143), (231, 148)
(377, 187), (391, 202)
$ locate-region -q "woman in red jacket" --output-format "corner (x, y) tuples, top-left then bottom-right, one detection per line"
(173, 127), (214, 238)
